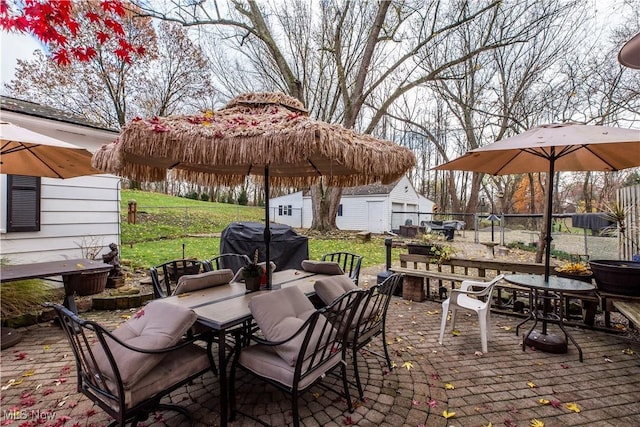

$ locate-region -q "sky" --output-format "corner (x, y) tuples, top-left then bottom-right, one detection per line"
(0, 31), (41, 92)
(0, 0), (635, 94)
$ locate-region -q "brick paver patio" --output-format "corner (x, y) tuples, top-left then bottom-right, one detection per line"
(2, 295), (639, 426)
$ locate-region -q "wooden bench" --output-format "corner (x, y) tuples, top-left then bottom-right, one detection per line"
(611, 299), (640, 329)
(390, 251), (601, 326)
(391, 267), (478, 301)
(391, 253), (488, 301)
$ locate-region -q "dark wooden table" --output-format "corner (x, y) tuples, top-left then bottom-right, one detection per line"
(1, 259), (112, 313)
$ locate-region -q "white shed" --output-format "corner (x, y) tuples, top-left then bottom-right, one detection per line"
(269, 175), (435, 233)
(1, 96), (121, 263)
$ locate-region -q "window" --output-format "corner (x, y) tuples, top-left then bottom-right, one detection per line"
(337, 204), (343, 217)
(7, 175), (41, 232)
(278, 205), (292, 216)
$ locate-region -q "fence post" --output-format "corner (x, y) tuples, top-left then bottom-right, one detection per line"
(127, 200), (137, 224)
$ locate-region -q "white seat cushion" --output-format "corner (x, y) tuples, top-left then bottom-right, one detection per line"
(173, 269), (233, 294)
(239, 343), (341, 390)
(301, 260), (344, 275)
(249, 286), (321, 366)
(314, 275), (358, 305)
(93, 300), (197, 387)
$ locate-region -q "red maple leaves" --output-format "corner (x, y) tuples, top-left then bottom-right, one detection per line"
(0, 0), (146, 65)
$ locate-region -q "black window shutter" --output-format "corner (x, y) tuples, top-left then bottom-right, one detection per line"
(7, 175), (41, 232)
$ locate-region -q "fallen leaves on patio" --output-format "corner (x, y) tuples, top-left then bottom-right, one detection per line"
(623, 347), (635, 355)
(402, 361), (414, 370)
(442, 409), (455, 418)
(565, 402), (581, 413)
(451, 329), (461, 336)
(527, 381), (537, 388)
(445, 383), (455, 390)
(530, 418), (545, 427)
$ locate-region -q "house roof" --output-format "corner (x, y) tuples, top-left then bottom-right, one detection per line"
(341, 180), (400, 196)
(298, 179), (400, 197)
(0, 96), (118, 133)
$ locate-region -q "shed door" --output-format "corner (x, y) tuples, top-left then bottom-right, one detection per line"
(367, 201), (385, 233)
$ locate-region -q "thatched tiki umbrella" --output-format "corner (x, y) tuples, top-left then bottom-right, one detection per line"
(93, 92), (416, 288)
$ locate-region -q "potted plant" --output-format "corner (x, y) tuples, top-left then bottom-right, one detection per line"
(67, 237), (110, 296)
(602, 201), (640, 260)
(554, 260), (593, 283)
(243, 249), (264, 292)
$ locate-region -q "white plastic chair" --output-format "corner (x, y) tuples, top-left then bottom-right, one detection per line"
(438, 274), (504, 353)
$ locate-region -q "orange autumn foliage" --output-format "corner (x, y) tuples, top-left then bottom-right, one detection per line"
(512, 175), (544, 213)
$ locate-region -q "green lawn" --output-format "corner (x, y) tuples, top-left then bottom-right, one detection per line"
(120, 190), (397, 271)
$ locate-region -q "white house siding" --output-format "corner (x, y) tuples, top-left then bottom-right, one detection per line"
(0, 99), (121, 263)
(302, 197), (313, 228)
(337, 194), (388, 231)
(266, 175), (436, 233)
(269, 192), (304, 228)
(418, 195), (435, 217)
(0, 174), (121, 263)
(389, 176), (422, 229)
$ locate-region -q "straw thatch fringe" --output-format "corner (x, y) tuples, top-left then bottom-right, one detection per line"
(223, 92), (308, 114)
(91, 92), (416, 187)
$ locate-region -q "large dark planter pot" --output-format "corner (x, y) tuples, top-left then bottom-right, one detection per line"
(589, 260), (640, 296)
(407, 243), (437, 256)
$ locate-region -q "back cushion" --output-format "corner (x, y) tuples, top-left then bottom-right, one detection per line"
(249, 286), (318, 366)
(314, 275), (358, 305)
(93, 300), (197, 387)
(301, 260), (344, 275)
(173, 269), (233, 295)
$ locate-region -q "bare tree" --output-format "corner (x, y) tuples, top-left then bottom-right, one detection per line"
(133, 0), (561, 231)
(6, 5), (156, 128)
(134, 21), (217, 117)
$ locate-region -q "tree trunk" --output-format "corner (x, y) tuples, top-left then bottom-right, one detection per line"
(310, 183), (341, 231)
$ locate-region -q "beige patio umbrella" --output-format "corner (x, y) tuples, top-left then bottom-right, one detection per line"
(619, 32), (640, 69)
(0, 121), (101, 178)
(92, 92), (416, 287)
(435, 122), (640, 280)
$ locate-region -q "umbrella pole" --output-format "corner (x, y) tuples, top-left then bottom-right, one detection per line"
(264, 165), (272, 289)
(544, 156), (556, 282)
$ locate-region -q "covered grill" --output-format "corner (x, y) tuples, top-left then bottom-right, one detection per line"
(220, 222), (309, 271)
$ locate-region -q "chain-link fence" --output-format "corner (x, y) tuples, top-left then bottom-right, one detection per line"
(391, 211), (620, 260)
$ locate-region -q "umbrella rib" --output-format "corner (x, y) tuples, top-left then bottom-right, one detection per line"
(582, 144), (620, 171)
(1, 142), (31, 155)
(492, 150), (523, 175)
(307, 159), (322, 176)
(27, 145), (65, 179)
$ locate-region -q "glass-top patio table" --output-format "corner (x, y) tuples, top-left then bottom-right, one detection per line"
(504, 274), (595, 362)
(161, 268), (337, 427)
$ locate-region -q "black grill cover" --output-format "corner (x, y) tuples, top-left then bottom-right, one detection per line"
(220, 222), (309, 271)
